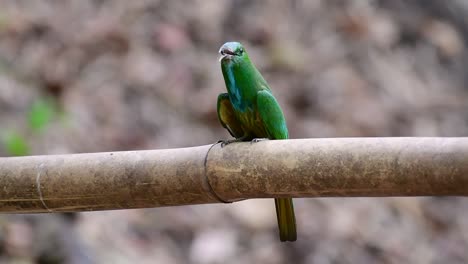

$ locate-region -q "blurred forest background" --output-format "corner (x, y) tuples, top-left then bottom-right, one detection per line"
(1, 0), (468, 263)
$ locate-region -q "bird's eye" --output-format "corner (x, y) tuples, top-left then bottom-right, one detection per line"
(238, 48), (244, 54)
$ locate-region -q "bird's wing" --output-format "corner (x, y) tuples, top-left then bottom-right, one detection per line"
(217, 93), (244, 138)
(256, 90), (288, 139)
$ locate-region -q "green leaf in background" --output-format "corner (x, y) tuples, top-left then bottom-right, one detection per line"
(3, 132), (29, 156)
(28, 97), (56, 132)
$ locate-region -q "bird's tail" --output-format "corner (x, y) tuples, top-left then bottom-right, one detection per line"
(274, 198), (297, 242)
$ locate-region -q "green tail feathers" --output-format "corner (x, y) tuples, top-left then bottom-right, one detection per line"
(274, 198), (297, 242)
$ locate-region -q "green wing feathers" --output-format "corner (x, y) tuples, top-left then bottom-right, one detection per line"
(217, 93), (244, 138)
(256, 90), (288, 139)
(257, 90), (296, 241)
(275, 198), (297, 241)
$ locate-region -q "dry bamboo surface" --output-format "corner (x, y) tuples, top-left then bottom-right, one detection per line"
(0, 137), (467, 213)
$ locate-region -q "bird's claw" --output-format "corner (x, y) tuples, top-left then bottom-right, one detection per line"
(217, 138), (268, 147)
(251, 138), (269, 144)
(216, 139), (239, 148)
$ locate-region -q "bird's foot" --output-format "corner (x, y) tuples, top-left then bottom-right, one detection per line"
(217, 139), (241, 148)
(251, 138), (269, 144)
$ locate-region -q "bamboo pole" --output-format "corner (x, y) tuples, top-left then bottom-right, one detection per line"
(0, 137), (467, 213)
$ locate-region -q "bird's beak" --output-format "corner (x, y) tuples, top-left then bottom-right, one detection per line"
(218, 46), (236, 61)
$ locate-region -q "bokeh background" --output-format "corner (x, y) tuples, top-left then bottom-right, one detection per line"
(1, 0), (468, 263)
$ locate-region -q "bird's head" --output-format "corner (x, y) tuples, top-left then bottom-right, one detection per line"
(219, 42), (248, 64)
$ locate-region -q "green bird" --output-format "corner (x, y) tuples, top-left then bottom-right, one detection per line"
(217, 42), (297, 242)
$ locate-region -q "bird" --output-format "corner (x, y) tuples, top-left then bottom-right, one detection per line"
(217, 41), (297, 242)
